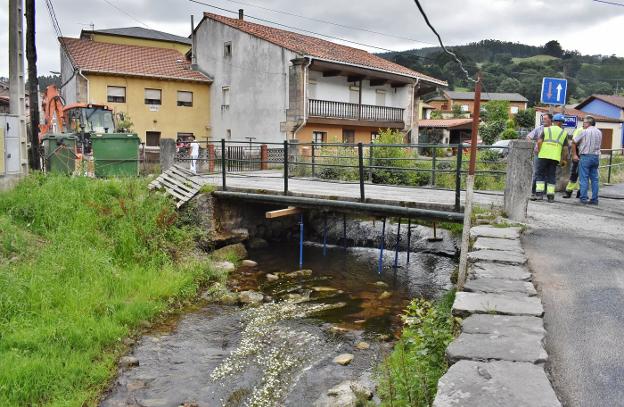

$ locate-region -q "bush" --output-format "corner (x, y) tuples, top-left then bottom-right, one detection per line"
(480, 120), (506, 145)
(482, 100), (510, 123)
(371, 129), (430, 186)
(501, 128), (519, 140)
(377, 291), (456, 406)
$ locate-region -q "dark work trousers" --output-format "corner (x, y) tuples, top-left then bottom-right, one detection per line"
(531, 155), (540, 195)
(570, 160), (579, 183)
(535, 158), (559, 196)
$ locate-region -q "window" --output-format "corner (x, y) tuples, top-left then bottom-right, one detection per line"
(510, 106), (519, 114)
(342, 129), (355, 144)
(177, 132), (194, 142)
(107, 86), (126, 103)
(375, 90), (386, 107)
(222, 86), (230, 107)
(371, 132), (380, 142)
(312, 131), (327, 143)
(224, 41), (232, 57)
(461, 104), (469, 112)
(144, 88), (162, 105)
(349, 86), (360, 104)
(177, 91), (193, 107)
(146, 131), (161, 147)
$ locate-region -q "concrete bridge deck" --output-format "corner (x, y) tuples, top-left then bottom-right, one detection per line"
(195, 171), (503, 212)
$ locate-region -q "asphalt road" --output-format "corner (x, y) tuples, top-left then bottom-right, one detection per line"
(523, 190), (624, 407)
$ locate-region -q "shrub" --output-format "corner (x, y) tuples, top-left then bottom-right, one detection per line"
(480, 120), (506, 145)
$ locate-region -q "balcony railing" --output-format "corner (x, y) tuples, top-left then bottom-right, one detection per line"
(308, 99), (405, 123)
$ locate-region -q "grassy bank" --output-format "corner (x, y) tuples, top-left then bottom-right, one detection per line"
(0, 175), (224, 406)
(377, 291), (457, 406)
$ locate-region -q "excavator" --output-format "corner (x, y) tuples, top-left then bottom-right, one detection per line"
(38, 85), (137, 175)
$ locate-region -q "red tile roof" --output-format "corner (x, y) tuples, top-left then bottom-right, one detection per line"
(202, 13), (446, 86)
(418, 119), (474, 128)
(535, 107), (623, 123)
(576, 94), (624, 110)
(60, 37), (211, 83)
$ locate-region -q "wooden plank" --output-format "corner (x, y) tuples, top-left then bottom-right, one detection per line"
(158, 177), (195, 198)
(163, 186), (187, 202)
(165, 172), (201, 192)
(169, 168), (203, 187)
(265, 206), (302, 219)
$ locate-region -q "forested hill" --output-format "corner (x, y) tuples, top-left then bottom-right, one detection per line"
(380, 40), (624, 106)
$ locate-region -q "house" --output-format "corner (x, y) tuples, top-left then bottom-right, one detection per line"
(0, 80), (38, 118)
(418, 118), (473, 145)
(575, 94), (624, 149)
(191, 11), (447, 144)
(59, 28), (212, 146)
(427, 91), (528, 117)
(534, 106), (623, 150)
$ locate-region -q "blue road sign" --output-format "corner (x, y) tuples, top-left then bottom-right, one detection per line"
(539, 114), (578, 128)
(541, 77), (568, 105)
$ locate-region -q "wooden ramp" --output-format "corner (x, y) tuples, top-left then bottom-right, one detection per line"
(149, 165), (203, 208)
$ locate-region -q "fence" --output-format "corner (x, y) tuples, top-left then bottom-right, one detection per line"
(175, 140), (509, 212)
(600, 148), (624, 184)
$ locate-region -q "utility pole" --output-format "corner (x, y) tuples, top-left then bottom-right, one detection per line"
(9, 0), (28, 174)
(26, 0), (40, 169)
(457, 71), (482, 290)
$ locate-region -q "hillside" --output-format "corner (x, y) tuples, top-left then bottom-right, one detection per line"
(380, 40), (624, 106)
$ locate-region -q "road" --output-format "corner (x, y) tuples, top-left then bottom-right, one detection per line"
(523, 186), (624, 407)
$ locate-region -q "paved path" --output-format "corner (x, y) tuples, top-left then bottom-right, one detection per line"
(523, 190), (624, 406)
(196, 171), (503, 211)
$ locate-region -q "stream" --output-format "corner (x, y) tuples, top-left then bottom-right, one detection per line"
(101, 232), (456, 407)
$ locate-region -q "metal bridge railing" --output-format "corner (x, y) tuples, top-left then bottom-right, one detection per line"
(599, 148), (624, 184)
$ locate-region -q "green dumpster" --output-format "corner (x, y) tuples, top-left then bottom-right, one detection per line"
(91, 133), (140, 177)
(42, 134), (78, 174)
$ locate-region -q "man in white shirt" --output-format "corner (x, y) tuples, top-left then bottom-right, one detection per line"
(189, 136), (200, 174)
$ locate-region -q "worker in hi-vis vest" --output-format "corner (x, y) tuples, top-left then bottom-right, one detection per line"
(563, 123), (586, 199)
(535, 114), (569, 202)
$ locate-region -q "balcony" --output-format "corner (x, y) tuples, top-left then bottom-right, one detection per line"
(308, 99), (405, 124)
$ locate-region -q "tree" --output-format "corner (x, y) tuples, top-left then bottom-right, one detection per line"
(451, 104), (463, 118)
(516, 108), (536, 129)
(482, 100), (510, 123)
(544, 40), (563, 58)
(497, 77), (522, 94)
(479, 120), (506, 145)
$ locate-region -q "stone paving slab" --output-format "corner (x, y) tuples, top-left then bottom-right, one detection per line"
(446, 332), (548, 364)
(433, 360), (561, 407)
(452, 292), (544, 317)
(464, 277), (536, 296)
(470, 262), (531, 281)
(469, 226), (521, 240)
(473, 237), (524, 253)
(461, 314), (545, 337)
(468, 249), (528, 265)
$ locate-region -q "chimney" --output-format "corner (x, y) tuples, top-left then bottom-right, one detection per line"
(238, 9), (244, 20)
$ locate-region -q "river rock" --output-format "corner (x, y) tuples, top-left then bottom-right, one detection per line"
(126, 380), (145, 391)
(285, 269), (313, 278)
(374, 281), (388, 288)
(212, 261), (236, 273)
(355, 341), (370, 350)
(212, 243), (248, 261)
(241, 259), (258, 267)
(433, 361), (561, 407)
(333, 353), (354, 366)
(378, 291), (392, 300)
(265, 273), (279, 282)
(312, 286), (338, 292)
(123, 338), (136, 346)
(119, 356), (139, 368)
(238, 290), (264, 305)
(247, 237), (269, 249)
(217, 292), (239, 305)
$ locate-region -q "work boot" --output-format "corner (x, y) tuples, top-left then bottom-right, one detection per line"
(547, 194), (555, 203)
(576, 191), (580, 199)
(563, 190), (572, 199)
(535, 194), (544, 201)
(530, 194), (538, 201)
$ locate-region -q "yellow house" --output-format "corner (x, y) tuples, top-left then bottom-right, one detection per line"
(59, 28), (212, 146)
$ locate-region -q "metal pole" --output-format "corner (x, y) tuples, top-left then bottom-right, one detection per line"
(406, 218), (412, 264)
(608, 150), (613, 184)
(342, 213), (347, 251)
(457, 72), (483, 290)
(221, 138), (226, 190)
(358, 142), (365, 202)
(299, 213), (304, 269)
(311, 140), (316, 178)
(322, 215), (327, 256)
(378, 217), (386, 275)
(393, 218), (401, 271)
(455, 145), (463, 212)
(283, 140), (289, 195)
(431, 150), (437, 186)
(368, 143), (374, 182)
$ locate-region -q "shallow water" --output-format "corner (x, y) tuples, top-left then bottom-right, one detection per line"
(100, 241), (455, 407)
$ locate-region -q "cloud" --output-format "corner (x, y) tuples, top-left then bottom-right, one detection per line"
(1, 0), (622, 77)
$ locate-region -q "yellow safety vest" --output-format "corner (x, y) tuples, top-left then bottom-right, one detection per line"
(572, 128), (583, 139)
(538, 126), (567, 162)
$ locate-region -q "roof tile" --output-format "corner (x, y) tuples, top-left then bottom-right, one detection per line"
(61, 37), (211, 83)
(418, 118), (474, 128)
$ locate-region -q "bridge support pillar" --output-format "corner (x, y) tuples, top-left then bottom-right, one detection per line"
(160, 138), (176, 173)
(504, 140), (533, 222)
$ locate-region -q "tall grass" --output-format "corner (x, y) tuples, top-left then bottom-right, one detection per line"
(0, 175), (222, 406)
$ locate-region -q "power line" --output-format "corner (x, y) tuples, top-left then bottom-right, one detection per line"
(592, 0), (624, 6)
(189, 0), (412, 54)
(99, 0), (150, 28)
(412, 0), (476, 83)
(211, 0), (435, 45)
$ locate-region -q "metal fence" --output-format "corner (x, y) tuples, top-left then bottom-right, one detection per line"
(175, 140), (509, 212)
(600, 148), (624, 184)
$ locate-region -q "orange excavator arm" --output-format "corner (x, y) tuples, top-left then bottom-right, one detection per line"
(39, 85), (65, 142)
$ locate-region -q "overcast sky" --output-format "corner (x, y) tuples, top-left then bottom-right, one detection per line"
(1, 0), (623, 77)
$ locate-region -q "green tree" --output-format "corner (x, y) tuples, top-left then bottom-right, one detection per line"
(482, 100), (510, 123)
(544, 40), (563, 58)
(479, 120), (506, 145)
(516, 108), (536, 129)
(497, 77), (522, 94)
(451, 104), (463, 118)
